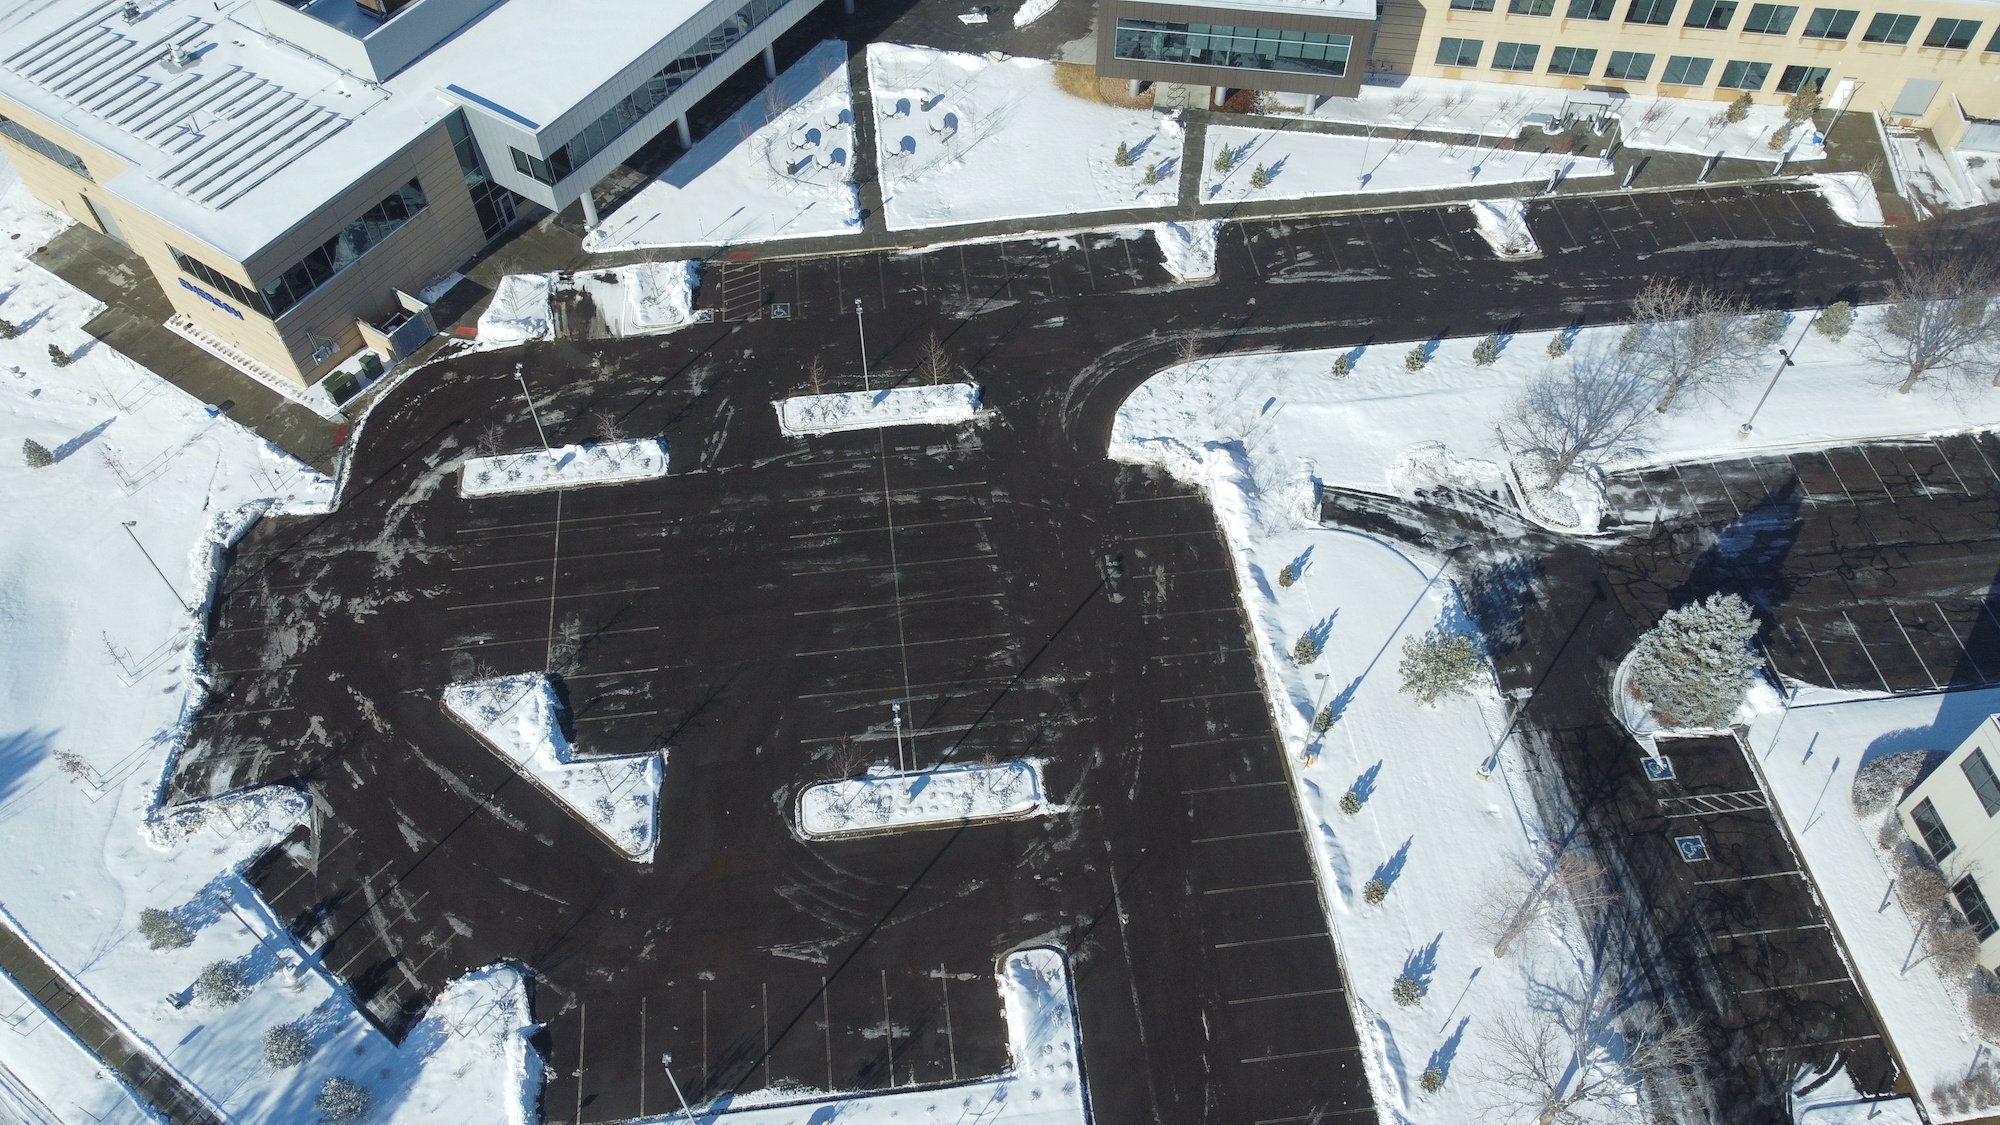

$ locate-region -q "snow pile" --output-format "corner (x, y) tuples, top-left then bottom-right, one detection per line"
(1203, 124), (1609, 204)
(1790, 1062), (1924, 1125)
(1013, 0), (1058, 25)
(459, 437), (668, 497)
(775, 382), (982, 436)
(443, 674), (663, 860)
(868, 43), (1183, 231)
(798, 760), (1048, 838)
(1748, 688), (2000, 1123)
(389, 965), (543, 1125)
(586, 41), (861, 252)
(1151, 219), (1220, 281)
(477, 273), (553, 347)
(1467, 198), (1539, 258)
(0, 968), (157, 1124)
(1803, 172), (1887, 227)
(579, 261), (703, 335)
(1258, 77), (1825, 162)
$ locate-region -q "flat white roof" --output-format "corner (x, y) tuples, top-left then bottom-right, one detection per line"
(0, 0), (717, 263)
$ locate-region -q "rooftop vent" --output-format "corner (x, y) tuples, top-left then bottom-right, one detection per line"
(162, 41), (194, 72)
(121, 1), (142, 23)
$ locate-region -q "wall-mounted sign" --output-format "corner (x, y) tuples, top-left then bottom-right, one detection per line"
(178, 278), (244, 320)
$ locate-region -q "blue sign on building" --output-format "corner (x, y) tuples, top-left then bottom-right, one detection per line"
(178, 278), (244, 320)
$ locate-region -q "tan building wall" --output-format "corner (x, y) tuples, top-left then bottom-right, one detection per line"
(0, 95), (484, 388)
(1385, 0), (2000, 137)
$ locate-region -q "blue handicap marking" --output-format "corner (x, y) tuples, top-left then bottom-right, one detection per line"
(1674, 835), (1710, 862)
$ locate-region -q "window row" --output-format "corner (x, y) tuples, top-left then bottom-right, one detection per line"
(1113, 18), (1355, 77)
(1434, 36), (1829, 89)
(1446, 0), (1988, 48)
(0, 116), (92, 181)
(171, 178), (427, 320)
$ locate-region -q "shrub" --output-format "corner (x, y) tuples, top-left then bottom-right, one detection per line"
(1331, 353), (1350, 378)
(263, 1022), (311, 1070)
(1546, 332), (1571, 359)
(1313, 705), (1335, 733)
(1404, 344), (1428, 372)
(1339, 790), (1362, 815)
(137, 907), (192, 951)
(1278, 564), (1297, 588)
(1816, 300), (1854, 341)
(1114, 140), (1133, 167)
(1969, 991), (2000, 1042)
(0, 318), (16, 339)
(1249, 163), (1270, 190)
(1390, 974), (1425, 1006)
(1363, 878), (1388, 904)
(1399, 630), (1485, 706)
(1725, 91), (1753, 124)
(1293, 634), (1322, 664)
(1473, 333), (1501, 366)
(317, 1076), (370, 1123)
(1213, 147), (1237, 174)
(47, 343), (70, 368)
(1851, 750), (1931, 816)
(194, 960), (250, 1007)
(22, 439), (54, 469)
(1419, 1066), (1446, 1093)
(1751, 310), (1788, 346)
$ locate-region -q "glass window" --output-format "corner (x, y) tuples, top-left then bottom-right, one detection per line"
(1567, 0), (1615, 16)
(1436, 36), (1485, 64)
(1548, 45), (1598, 73)
(1509, 0), (1556, 12)
(1925, 16), (1980, 48)
(1801, 7), (1857, 37)
(1452, 0), (1496, 11)
(1742, 3), (1796, 32)
(1863, 12), (1917, 42)
(1604, 49), (1654, 78)
(1718, 58), (1771, 87)
(1111, 18), (1352, 76)
(1685, 0), (1737, 27)
(1775, 64), (1829, 92)
(1491, 40), (1541, 68)
(1660, 54), (1713, 83)
(0, 116), (92, 181)
(1627, 0), (1674, 24)
(1990, 24), (2000, 51)
(1911, 798), (1957, 861)
(1955, 874), (1999, 941)
(170, 248), (263, 317)
(1965, 749), (2000, 815)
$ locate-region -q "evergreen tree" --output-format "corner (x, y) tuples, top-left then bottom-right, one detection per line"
(1293, 633), (1322, 665)
(47, 343), (70, 368)
(1816, 300), (1854, 341)
(0, 317), (16, 339)
(1249, 162), (1270, 189)
(263, 1022), (311, 1070)
(1399, 629), (1484, 705)
(1751, 309), (1788, 346)
(137, 907), (192, 950)
(1404, 344), (1428, 372)
(1473, 332), (1502, 366)
(317, 1076), (371, 1123)
(1391, 974), (1425, 1006)
(1213, 147), (1236, 175)
(21, 438), (53, 468)
(1546, 331), (1571, 359)
(1627, 593), (1761, 727)
(1725, 91), (1754, 123)
(1114, 140), (1133, 167)
(1331, 353), (1351, 378)
(1277, 563), (1297, 588)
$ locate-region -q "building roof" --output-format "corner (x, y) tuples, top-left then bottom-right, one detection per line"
(0, 0), (714, 264)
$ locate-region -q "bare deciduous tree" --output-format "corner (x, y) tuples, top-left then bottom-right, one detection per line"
(1503, 344), (1658, 488)
(806, 355), (825, 396)
(1624, 280), (1755, 412)
(1480, 844), (1621, 958)
(919, 332), (955, 386)
(1480, 990), (1702, 1124)
(1869, 255), (2000, 394)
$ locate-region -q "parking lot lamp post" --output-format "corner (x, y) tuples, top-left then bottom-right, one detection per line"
(853, 299), (871, 392)
(893, 702), (906, 772)
(1739, 307), (1822, 436)
(660, 1053), (697, 1122)
(121, 521), (190, 612)
(515, 363), (551, 451)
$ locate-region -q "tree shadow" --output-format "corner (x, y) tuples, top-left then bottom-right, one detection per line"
(1459, 554), (1543, 657)
(1350, 760), (1382, 805)
(1304, 611), (1339, 652)
(1428, 1015), (1470, 1081)
(1670, 476), (1803, 619)
(53, 416), (115, 462)
(1402, 933), (1443, 991)
(1325, 674), (1361, 723)
(1373, 836), (1413, 890)
(0, 728), (55, 806)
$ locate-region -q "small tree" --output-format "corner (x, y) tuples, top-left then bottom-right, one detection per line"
(1869, 254), (2000, 394)
(1293, 633), (1322, 665)
(1419, 1066), (1447, 1094)
(47, 343), (70, 368)
(317, 1076), (371, 1123)
(138, 907), (193, 951)
(1278, 563), (1298, 588)
(1314, 705), (1335, 733)
(263, 1022), (311, 1070)
(1473, 332), (1502, 366)
(1391, 974), (1425, 1006)
(1114, 140), (1133, 167)
(1725, 90), (1754, 123)
(1404, 344), (1428, 372)
(1547, 331), (1571, 359)
(22, 438), (54, 468)
(919, 332), (954, 386)
(194, 960), (250, 1007)
(1213, 147), (1237, 175)
(1750, 310), (1788, 346)
(1783, 87), (1823, 128)
(1479, 997), (1701, 1124)
(805, 355), (825, 395)
(1625, 279), (1755, 411)
(1363, 878), (1388, 904)
(1627, 593), (1761, 728)
(1503, 346), (1658, 488)
(0, 318), (16, 339)
(1249, 163), (1271, 190)
(1339, 789), (1362, 815)
(1399, 629), (1485, 705)
(1141, 162), (1165, 186)
(1815, 300), (1854, 341)
(1969, 991), (2000, 1042)
(1331, 353), (1351, 378)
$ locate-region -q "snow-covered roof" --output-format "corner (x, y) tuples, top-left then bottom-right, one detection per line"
(0, 0), (717, 262)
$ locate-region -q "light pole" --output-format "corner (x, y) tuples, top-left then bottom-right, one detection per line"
(892, 702), (906, 772)
(1739, 307), (1823, 435)
(515, 363), (551, 450)
(660, 1053), (697, 1123)
(853, 299), (871, 392)
(121, 521), (189, 612)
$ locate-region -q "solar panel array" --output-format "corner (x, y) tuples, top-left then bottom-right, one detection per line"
(4, 1), (354, 209)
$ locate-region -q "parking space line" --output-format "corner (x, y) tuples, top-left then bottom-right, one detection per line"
(1790, 621), (1840, 686)
(1204, 878), (1315, 895)
(1115, 493), (1199, 504)
(441, 625), (658, 652)
(1241, 1044), (1361, 1064)
(446, 584), (660, 612)
(796, 674), (1006, 701)
(574, 709), (661, 722)
(1935, 602), (1990, 684)
(452, 546), (658, 573)
(1169, 734), (1267, 749)
(787, 515), (992, 540)
(1185, 779), (1288, 795)
(456, 510), (662, 537)
(1227, 986), (1345, 1006)
(206, 704), (293, 717)
(1779, 188), (1820, 237)
(1191, 827), (1298, 845)
(563, 665), (668, 682)
(797, 632), (1011, 658)
(1693, 869), (1802, 886)
(1932, 438), (1976, 494)
(1735, 976), (1852, 995)
(1844, 611), (1895, 691)
(1702, 462), (1743, 518)
(1582, 198), (1619, 252)
(793, 552), (996, 578)
(210, 663), (300, 677)
(1760, 1032), (1880, 1054)
(1255, 1109), (1376, 1124)
(1143, 605), (1242, 621)
(1887, 608), (1942, 690)
(1152, 646), (1251, 663)
(1214, 931), (1328, 950)
(792, 591), (1002, 616)
(1160, 689), (1263, 704)
(1123, 529), (1211, 542)
(1816, 451), (1859, 505)
(785, 480), (990, 504)
(1962, 434), (2000, 485)
(1710, 922), (1828, 942)
(1853, 448), (1899, 504)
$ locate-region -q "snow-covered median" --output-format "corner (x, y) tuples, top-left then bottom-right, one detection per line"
(460, 437), (667, 497)
(775, 382), (982, 436)
(1202, 124), (1608, 205)
(799, 760), (1048, 839)
(1152, 219), (1220, 281)
(477, 263), (701, 346)
(1467, 198), (1539, 259)
(1803, 171), (1888, 227)
(442, 674), (663, 860)
(868, 43), (1183, 231)
(477, 273), (552, 346)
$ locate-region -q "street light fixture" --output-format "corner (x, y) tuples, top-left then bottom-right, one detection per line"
(515, 363), (552, 451)
(1739, 307), (1822, 436)
(853, 299), (871, 392)
(121, 521), (190, 612)
(659, 1052), (697, 1123)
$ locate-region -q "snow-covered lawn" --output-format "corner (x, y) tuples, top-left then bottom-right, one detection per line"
(663, 946), (1086, 1123)
(0, 967), (158, 1124)
(776, 382), (982, 436)
(0, 153), (545, 1124)
(1202, 124), (1610, 205)
(1151, 219), (1220, 281)
(868, 43), (1183, 231)
(478, 262), (702, 346)
(798, 760), (1048, 839)
(1263, 76), (1826, 162)
(1468, 198), (1539, 258)
(586, 41), (861, 252)
(442, 674), (664, 861)
(459, 436), (668, 497)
